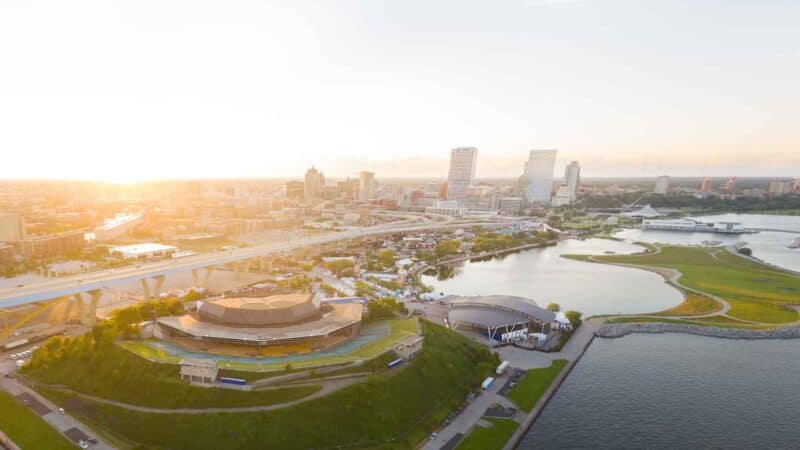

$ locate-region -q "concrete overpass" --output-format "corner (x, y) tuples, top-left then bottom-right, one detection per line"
(0, 217), (522, 322)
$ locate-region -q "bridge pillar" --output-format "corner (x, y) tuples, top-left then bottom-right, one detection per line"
(83, 290), (102, 326)
(62, 296), (76, 322)
(191, 269), (201, 290)
(152, 275), (165, 301)
(140, 278), (152, 301)
(74, 293), (85, 322)
(203, 267), (214, 289)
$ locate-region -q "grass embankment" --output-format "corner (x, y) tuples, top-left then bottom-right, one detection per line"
(456, 418), (519, 450)
(0, 391), (75, 450)
(593, 246), (800, 324)
(24, 340), (319, 409)
(40, 322), (497, 450)
(654, 292), (721, 316)
(507, 359), (567, 412)
(120, 318), (419, 372)
(605, 316), (775, 329)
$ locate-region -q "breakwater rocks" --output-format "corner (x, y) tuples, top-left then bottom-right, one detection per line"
(596, 322), (800, 340)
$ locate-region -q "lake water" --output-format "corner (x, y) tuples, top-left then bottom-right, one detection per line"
(615, 213), (800, 272)
(522, 334), (800, 449)
(421, 239), (684, 316)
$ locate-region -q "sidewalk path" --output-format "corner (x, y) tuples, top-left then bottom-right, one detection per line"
(0, 362), (115, 449)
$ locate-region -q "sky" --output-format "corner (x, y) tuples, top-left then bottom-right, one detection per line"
(0, 0), (798, 181)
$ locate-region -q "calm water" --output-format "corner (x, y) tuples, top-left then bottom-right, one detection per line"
(421, 239), (683, 316)
(615, 213), (800, 272)
(522, 334), (800, 449)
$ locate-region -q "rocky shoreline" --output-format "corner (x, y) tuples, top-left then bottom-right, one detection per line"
(596, 322), (800, 340)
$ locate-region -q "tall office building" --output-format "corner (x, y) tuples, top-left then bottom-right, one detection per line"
(0, 212), (25, 243)
(564, 161), (581, 201)
(523, 150), (557, 204)
(446, 147), (478, 205)
(654, 175), (670, 195)
(700, 178), (713, 193)
(358, 171), (375, 201)
(769, 179), (793, 195)
(304, 166), (325, 200)
(723, 177), (737, 193)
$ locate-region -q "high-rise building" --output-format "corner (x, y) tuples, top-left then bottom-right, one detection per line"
(700, 178), (713, 193)
(286, 181), (304, 200)
(769, 179), (793, 195)
(564, 161), (581, 202)
(304, 166), (325, 200)
(523, 150), (557, 204)
(446, 147), (478, 205)
(654, 176), (670, 195)
(793, 179), (800, 193)
(358, 171), (375, 201)
(723, 177), (737, 193)
(0, 212), (25, 243)
(336, 178), (360, 201)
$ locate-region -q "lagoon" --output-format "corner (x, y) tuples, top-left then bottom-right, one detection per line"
(421, 238), (683, 316)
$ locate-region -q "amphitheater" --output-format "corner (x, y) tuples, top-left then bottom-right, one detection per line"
(157, 294), (363, 357)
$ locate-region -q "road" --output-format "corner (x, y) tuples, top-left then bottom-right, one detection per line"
(0, 217), (521, 308)
(0, 360), (114, 449)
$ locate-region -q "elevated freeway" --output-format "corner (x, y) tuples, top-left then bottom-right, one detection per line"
(0, 217), (522, 312)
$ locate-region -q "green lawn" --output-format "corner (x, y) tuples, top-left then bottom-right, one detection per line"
(593, 246), (800, 324)
(654, 292), (721, 316)
(0, 390), (75, 450)
(39, 322), (498, 450)
(456, 418), (519, 450)
(24, 341), (320, 409)
(604, 316), (775, 329)
(507, 359), (567, 412)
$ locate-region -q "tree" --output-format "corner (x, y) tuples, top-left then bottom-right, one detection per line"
(565, 310), (582, 328)
(378, 249), (396, 268)
(325, 259), (355, 277)
(546, 303), (561, 312)
(435, 240), (461, 259)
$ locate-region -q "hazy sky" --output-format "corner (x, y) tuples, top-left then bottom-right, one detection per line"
(1, 0), (798, 181)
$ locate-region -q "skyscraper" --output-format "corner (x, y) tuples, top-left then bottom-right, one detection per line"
(654, 175), (670, 195)
(446, 147), (478, 205)
(358, 171), (375, 201)
(304, 166), (325, 200)
(700, 178), (713, 193)
(564, 161), (581, 201)
(723, 177), (737, 193)
(523, 150), (557, 204)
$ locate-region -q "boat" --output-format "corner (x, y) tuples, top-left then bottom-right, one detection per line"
(789, 238), (800, 249)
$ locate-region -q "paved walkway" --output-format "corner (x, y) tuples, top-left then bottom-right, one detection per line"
(41, 377), (361, 415)
(0, 361), (114, 449)
(421, 319), (602, 450)
(421, 371), (519, 450)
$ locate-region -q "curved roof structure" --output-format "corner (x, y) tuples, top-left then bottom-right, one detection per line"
(447, 295), (556, 324)
(197, 294), (322, 327)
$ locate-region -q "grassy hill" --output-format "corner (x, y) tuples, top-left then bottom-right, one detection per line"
(593, 246), (800, 324)
(0, 391), (75, 450)
(23, 333), (319, 409)
(42, 322), (498, 450)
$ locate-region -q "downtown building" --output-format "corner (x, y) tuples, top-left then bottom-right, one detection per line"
(523, 150), (557, 204)
(552, 161), (581, 207)
(446, 147), (478, 206)
(358, 171), (375, 201)
(654, 175), (670, 195)
(304, 166), (325, 201)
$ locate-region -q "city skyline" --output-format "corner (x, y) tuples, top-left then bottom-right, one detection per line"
(1, 1), (799, 182)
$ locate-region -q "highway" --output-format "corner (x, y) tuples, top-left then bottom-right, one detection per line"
(0, 217), (521, 309)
